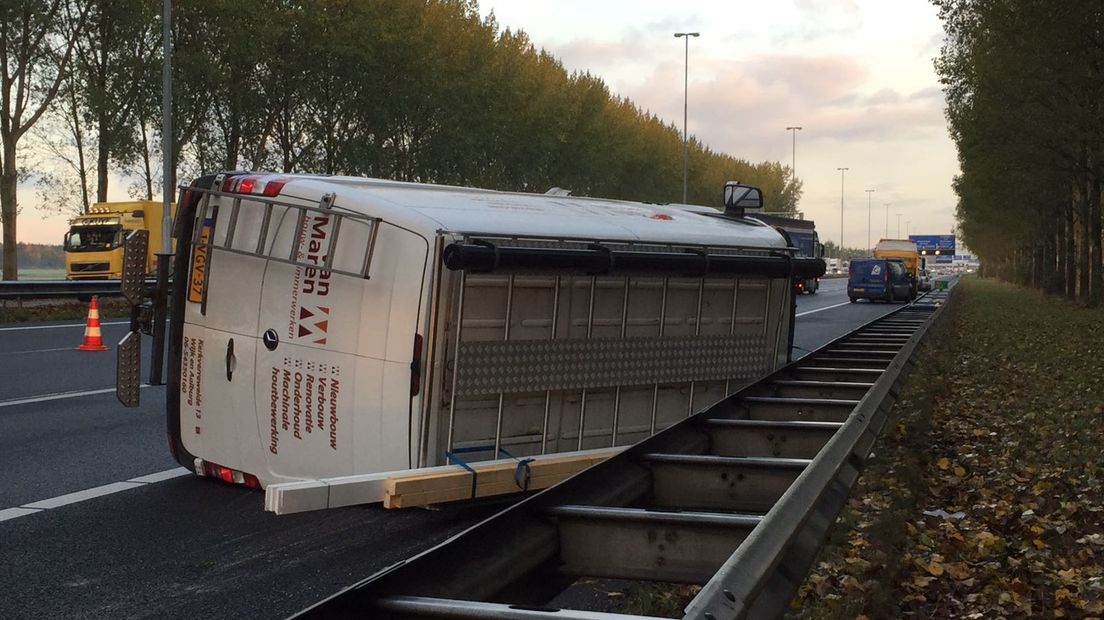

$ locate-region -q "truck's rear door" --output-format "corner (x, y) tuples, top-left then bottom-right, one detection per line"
(177, 176), (414, 487)
(177, 181), (271, 480)
(251, 191), (430, 482)
(848, 260), (887, 296)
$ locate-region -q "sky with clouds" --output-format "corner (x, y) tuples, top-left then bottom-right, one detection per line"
(478, 0), (959, 249)
(18, 0), (958, 249)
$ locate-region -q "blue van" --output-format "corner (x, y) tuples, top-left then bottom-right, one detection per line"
(848, 258), (913, 303)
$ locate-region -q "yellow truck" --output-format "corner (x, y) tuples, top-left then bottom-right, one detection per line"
(873, 238), (919, 298)
(64, 201), (175, 279)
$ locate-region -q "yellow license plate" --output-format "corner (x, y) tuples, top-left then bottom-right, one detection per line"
(188, 224), (211, 303)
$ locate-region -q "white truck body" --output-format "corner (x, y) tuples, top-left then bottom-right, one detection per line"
(167, 173), (808, 497)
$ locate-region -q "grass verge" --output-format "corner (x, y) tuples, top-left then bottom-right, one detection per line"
(790, 277), (1104, 618)
(0, 297), (130, 323)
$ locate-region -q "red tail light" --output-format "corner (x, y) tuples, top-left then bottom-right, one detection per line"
(217, 466), (234, 483)
(410, 334), (424, 397)
(196, 459), (262, 490)
(221, 174), (289, 197)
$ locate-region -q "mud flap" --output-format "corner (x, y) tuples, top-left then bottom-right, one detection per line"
(116, 229), (149, 407)
(117, 331), (142, 407)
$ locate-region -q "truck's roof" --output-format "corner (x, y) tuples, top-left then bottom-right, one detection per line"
(874, 239), (918, 252)
(271, 175), (788, 250)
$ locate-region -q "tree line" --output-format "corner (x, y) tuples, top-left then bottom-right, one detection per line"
(0, 243), (64, 269)
(0, 0), (800, 279)
(935, 0), (1104, 303)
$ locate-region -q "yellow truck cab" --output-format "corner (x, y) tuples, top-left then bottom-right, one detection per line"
(64, 201), (175, 279)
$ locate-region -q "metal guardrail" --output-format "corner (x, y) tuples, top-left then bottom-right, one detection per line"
(0, 279), (159, 300)
(292, 289), (952, 620)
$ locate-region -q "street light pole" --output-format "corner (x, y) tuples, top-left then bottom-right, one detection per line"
(786, 126), (802, 198)
(884, 203), (890, 239)
(865, 189), (875, 251)
(150, 0), (174, 386)
(837, 167), (848, 257)
(675, 32), (700, 204)
(897, 213), (903, 238)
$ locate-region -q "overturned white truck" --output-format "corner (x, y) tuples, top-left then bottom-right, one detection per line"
(118, 173), (823, 507)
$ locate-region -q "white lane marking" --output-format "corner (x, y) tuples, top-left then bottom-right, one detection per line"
(2, 467), (190, 523)
(796, 301), (852, 317)
(128, 468), (191, 484)
(0, 320), (129, 332)
(22, 481), (145, 510)
(0, 384), (152, 409)
(0, 507), (42, 522)
(7, 347), (79, 355)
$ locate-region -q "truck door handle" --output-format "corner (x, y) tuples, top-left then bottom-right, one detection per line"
(226, 338), (236, 381)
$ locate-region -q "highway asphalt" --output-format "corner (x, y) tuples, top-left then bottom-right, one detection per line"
(0, 278), (903, 619)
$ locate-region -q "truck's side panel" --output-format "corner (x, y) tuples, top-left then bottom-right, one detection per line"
(428, 271), (788, 467)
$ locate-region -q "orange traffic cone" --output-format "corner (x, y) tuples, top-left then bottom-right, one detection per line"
(76, 295), (110, 352)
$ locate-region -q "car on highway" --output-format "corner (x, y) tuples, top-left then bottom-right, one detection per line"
(918, 268), (932, 291)
(847, 257), (913, 303)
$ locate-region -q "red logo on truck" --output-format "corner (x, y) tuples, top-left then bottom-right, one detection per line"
(297, 305), (329, 345)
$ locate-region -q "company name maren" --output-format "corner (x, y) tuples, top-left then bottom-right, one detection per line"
(303, 215), (332, 296)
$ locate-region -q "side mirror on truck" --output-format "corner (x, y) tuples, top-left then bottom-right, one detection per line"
(723, 182), (763, 217)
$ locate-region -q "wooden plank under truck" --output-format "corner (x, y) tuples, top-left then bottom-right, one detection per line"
(115, 173), (824, 512)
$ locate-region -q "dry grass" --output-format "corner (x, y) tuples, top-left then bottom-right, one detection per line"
(790, 277), (1104, 619)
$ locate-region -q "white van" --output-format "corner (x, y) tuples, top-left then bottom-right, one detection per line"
(140, 173), (822, 490)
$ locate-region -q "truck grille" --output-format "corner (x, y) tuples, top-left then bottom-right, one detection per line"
(72, 262), (110, 273)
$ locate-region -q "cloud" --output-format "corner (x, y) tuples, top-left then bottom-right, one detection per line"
(770, 0), (864, 48)
(542, 35), (949, 167)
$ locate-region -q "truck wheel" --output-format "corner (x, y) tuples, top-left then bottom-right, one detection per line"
(849, 297), (857, 303)
(887, 290), (895, 303)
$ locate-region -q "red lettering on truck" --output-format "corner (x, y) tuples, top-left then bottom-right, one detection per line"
(288, 213), (335, 345)
(302, 215), (331, 296)
(269, 368), (280, 454)
(292, 371), (303, 440)
(328, 379), (340, 450)
(281, 369), (291, 431)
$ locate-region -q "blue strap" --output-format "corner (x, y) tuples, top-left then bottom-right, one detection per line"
(445, 446), (536, 498)
(445, 450), (479, 499)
